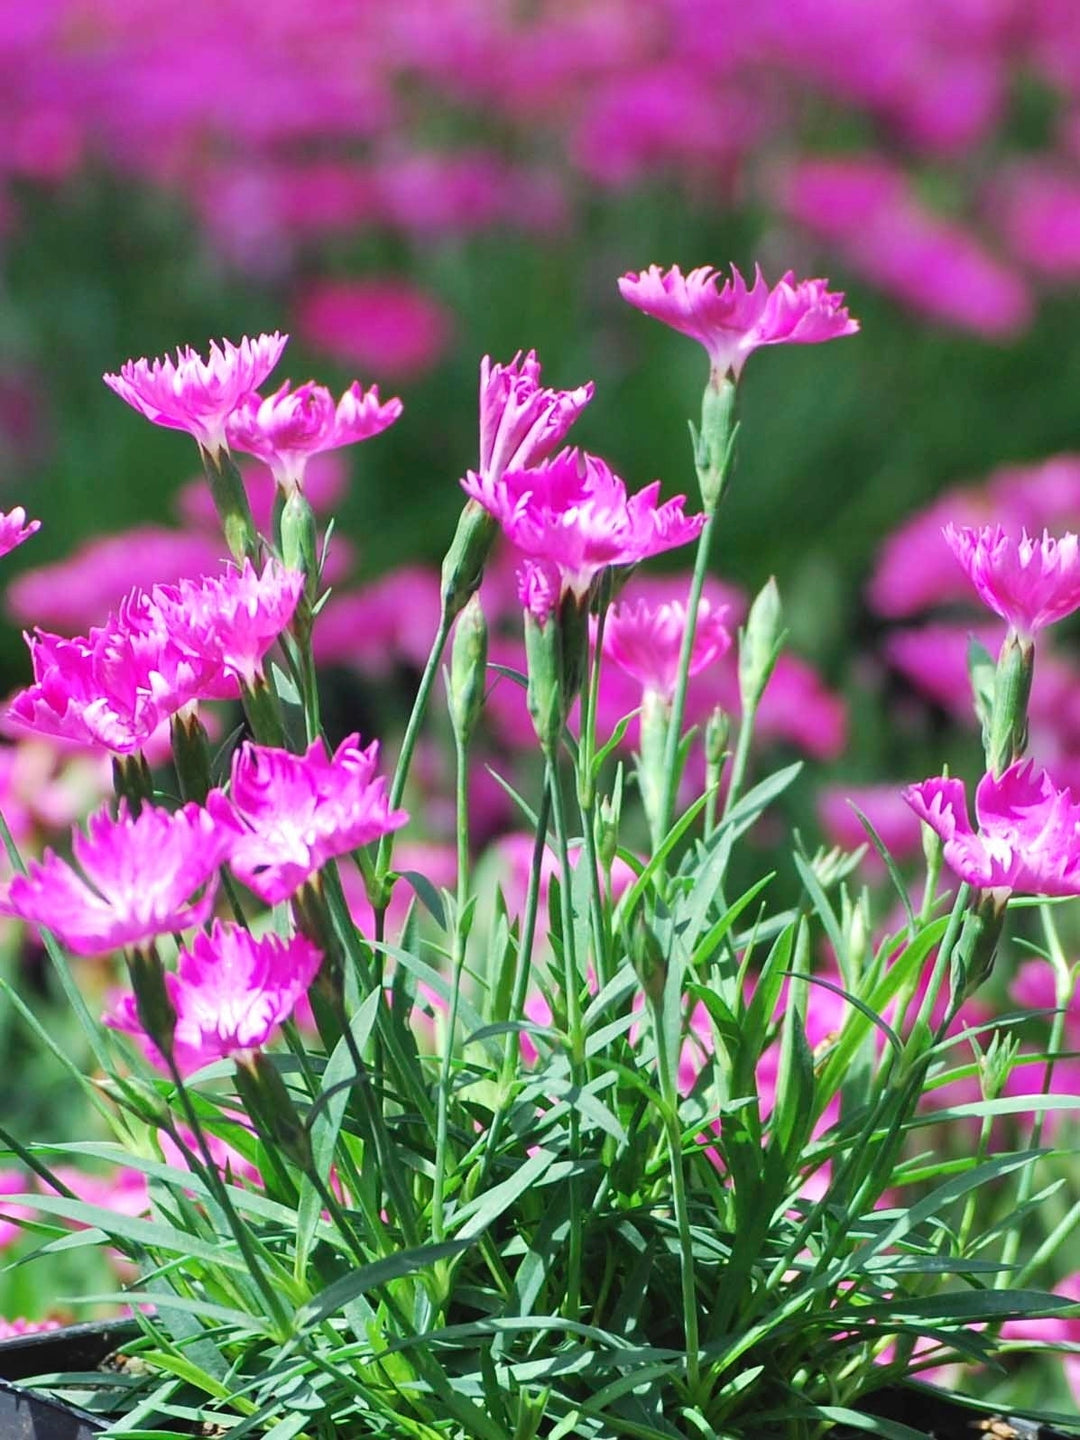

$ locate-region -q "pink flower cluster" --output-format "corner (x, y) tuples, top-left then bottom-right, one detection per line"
(8, 558), (303, 753)
(464, 448), (705, 606)
(104, 331), (402, 492)
(4, 1), (1074, 338)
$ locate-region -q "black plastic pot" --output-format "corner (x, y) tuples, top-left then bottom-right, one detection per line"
(0, 1321), (136, 1440)
(845, 1382), (1080, 1439)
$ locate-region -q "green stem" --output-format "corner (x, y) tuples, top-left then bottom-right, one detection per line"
(374, 608), (455, 892)
(576, 615), (612, 989)
(549, 760), (584, 1320)
(657, 510), (718, 842)
(433, 730), (472, 1244)
(649, 997), (701, 1393)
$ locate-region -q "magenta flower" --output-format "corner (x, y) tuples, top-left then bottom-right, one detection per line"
(463, 448), (705, 600)
(602, 596), (730, 701)
(477, 351), (593, 486)
(1, 800), (236, 955)
(943, 523), (1080, 639)
(903, 761), (1080, 896)
(8, 606), (224, 755)
(0, 508), (39, 560)
(107, 922), (321, 1074)
(218, 733), (409, 905)
(226, 379), (402, 492)
(103, 333), (287, 453)
(617, 264), (858, 380)
(152, 558), (304, 689)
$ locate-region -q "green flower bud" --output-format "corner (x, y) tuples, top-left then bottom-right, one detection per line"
(977, 1030), (1021, 1103)
(112, 752), (155, 818)
(629, 909), (667, 1005)
(987, 629), (1034, 777)
(691, 373), (738, 512)
(126, 945), (176, 1060)
(279, 487), (320, 613)
(738, 577), (785, 715)
(638, 688), (670, 851)
(441, 500), (498, 623)
(597, 777), (622, 873)
(448, 594), (488, 747)
(170, 709), (213, 805)
(201, 444), (259, 562)
(234, 1051), (313, 1172)
(524, 607), (563, 754)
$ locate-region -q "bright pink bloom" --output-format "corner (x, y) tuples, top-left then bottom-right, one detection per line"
(602, 595), (730, 700)
(617, 264), (857, 379)
(226, 380), (402, 493)
(152, 559), (304, 689)
(477, 351), (593, 486)
(295, 279), (451, 380)
(463, 448), (705, 599)
(0, 508), (39, 559)
(1, 800), (235, 956)
(944, 524), (1080, 638)
(7, 604), (226, 755)
(219, 734), (408, 904)
(904, 762), (1080, 897)
(104, 334), (287, 453)
(108, 922), (321, 1074)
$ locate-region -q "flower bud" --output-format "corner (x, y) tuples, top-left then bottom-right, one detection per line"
(234, 1050), (313, 1172)
(597, 780), (622, 873)
(170, 709), (213, 804)
(738, 577), (785, 715)
(638, 688), (669, 851)
(126, 945), (176, 1061)
(524, 606), (563, 754)
(977, 1030), (1021, 1103)
(447, 594), (488, 748)
(629, 909), (667, 1005)
(201, 445), (259, 563)
(987, 629), (1034, 777)
(704, 706), (730, 769)
(692, 373), (738, 512)
(279, 487), (319, 612)
(112, 752), (155, 819)
(441, 499), (498, 623)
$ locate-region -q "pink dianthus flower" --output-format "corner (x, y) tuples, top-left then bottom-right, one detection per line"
(226, 379), (402, 493)
(602, 596), (730, 701)
(463, 448), (705, 600)
(103, 333), (287, 453)
(943, 523), (1080, 639)
(218, 733), (408, 904)
(7, 604), (226, 755)
(477, 351), (593, 486)
(0, 507), (39, 559)
(152, 558), (304, 689)
(617, 264), (858, 380)
(107, 922), (321, 1074)
(1, 800), (236, 955)
(903, 761), (1080, 897)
